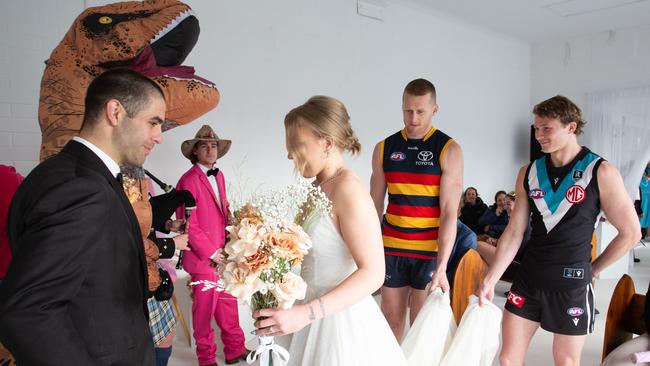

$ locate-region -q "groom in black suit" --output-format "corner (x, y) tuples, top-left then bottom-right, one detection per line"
(0, 69), (166, 365)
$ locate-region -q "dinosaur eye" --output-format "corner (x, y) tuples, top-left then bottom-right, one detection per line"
(98, 16), (112, 25)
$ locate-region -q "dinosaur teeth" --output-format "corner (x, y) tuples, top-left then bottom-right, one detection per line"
(150, 9), (195, 44)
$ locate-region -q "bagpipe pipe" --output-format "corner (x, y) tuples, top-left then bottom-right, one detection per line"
(145, 169), (196, 300)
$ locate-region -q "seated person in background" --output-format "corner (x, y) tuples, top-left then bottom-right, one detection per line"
(476, 191), (530, 279)
(601, 281), (650, 366)
(479, 190), (508, 238)
(459, 187), (488, 234)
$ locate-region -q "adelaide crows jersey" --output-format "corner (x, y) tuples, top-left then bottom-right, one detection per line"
(521, 147), (604, 289)
(381, 128), (453, 259)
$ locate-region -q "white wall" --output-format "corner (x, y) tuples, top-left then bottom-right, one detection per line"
(531, 26), (650, 115)
(0, 0), (531, 203)
(0, 0), (85, 174)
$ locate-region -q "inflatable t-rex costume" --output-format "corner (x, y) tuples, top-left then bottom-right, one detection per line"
(38, 0), (219, 290)
(38, 0), (219, 161)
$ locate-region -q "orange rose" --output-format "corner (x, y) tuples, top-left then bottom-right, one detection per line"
(264, 232), (303, 266)
(232, 203), (263, 226)
(242, 248), (273, 273)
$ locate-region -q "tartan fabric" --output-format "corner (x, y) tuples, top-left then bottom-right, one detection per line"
(147, 297), (177, 346)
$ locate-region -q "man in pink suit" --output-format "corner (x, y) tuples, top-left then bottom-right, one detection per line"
(176, 125), (247, 366)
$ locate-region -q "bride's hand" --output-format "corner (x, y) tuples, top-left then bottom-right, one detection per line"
(253, 305), (311, 337)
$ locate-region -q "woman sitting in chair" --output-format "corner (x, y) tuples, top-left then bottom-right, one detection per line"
(601, 281), (650, 365)
(459, 187), (488, 234)
(478, 190), (509, 239)
(476, 191), (530, 269)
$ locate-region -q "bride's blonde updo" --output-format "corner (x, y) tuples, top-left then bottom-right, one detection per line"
(285, 96), (361, 171)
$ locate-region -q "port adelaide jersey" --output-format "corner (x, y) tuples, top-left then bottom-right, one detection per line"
(381, 128), (453, 260)
(522, 147), (604, 289)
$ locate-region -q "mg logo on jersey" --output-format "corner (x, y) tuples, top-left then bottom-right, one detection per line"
(390, 152), (406, 161)
(418, 151), (434, 161)
(529, 188), (546, 199)
(507, 291), (526, 308)
(566, 184), (586, 204)
(566, 307), (584, 317)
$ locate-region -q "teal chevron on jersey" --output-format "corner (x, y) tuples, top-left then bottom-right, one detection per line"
(522, 147), (605, 290)
(535, 152), (601, 214)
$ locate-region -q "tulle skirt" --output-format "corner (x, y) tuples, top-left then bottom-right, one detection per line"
(280, 296), (407, 366)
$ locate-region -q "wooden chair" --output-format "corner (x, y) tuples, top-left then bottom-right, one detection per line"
(602, 274), (647, 361)
(451, 248), (488, 324)
(591, 230), (597, 263)
(172, 292), (192, 347)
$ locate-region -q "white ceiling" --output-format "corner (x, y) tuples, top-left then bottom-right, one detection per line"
(402, 0), (650, 43)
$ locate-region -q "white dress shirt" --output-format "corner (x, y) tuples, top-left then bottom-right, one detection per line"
(72, 136), (121, 179)
(197, 163), (222, 209)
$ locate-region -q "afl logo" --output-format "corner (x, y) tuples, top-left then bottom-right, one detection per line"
(529, 189), (545, 199)
(390, 152), (406, 161)
(418, 151), (434, 161)
(566, 185), (586, 204)
(566, 307), (584, 317)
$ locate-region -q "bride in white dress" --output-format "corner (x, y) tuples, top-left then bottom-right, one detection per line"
(253, 96), (408, 366)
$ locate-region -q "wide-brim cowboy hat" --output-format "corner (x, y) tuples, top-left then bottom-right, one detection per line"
(181, 124), (232, 160)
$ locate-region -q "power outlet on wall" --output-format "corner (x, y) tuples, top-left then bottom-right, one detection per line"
(357, 0), (386, 21)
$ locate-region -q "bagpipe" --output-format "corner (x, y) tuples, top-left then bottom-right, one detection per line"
(145, 169), (196, 301)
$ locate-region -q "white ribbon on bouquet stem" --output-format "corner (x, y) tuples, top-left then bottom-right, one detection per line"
(246, 336), (290, 366)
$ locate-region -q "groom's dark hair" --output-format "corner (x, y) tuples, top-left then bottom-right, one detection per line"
(81, 69), (164, 131)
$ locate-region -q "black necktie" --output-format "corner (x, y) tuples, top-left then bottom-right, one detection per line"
(116, 172), (124, 185)
(207, 168), (219, 177)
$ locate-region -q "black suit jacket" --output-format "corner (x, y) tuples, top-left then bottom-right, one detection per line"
(0, 141), (153, 365)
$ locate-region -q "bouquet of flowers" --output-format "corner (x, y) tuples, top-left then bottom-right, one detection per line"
(192, 181), (331, 366)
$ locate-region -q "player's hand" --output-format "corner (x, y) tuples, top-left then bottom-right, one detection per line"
(427, 270), (450, 294)
(475, 281), (495, 306)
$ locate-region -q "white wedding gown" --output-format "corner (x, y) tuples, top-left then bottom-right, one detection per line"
(281, 213), (408, 366)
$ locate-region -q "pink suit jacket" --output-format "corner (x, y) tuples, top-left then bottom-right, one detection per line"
(176, 164), (230, 274)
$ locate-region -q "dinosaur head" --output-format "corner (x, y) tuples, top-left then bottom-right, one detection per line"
(39, 0), (219, 161)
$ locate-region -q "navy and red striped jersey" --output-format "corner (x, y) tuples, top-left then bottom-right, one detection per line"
(381, 128), (453, 259)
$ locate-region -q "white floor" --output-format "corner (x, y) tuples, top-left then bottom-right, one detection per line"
(168, 245), (650, 366)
